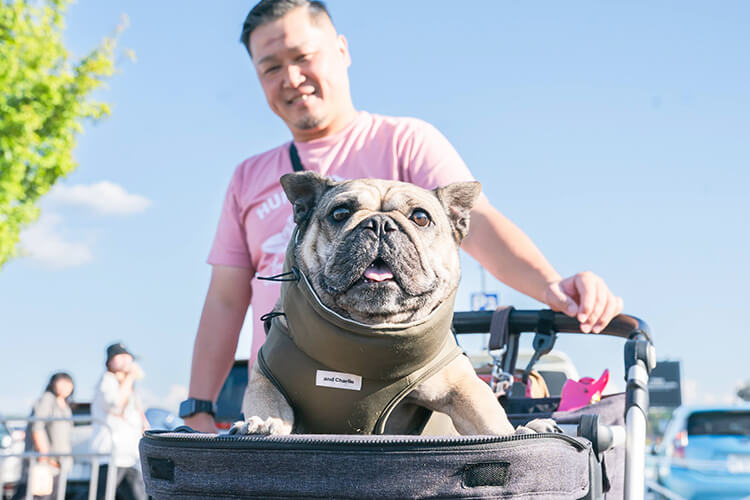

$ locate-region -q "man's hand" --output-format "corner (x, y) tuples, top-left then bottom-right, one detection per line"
(542, 271), (623, 334)
(184, 412), (218, 434)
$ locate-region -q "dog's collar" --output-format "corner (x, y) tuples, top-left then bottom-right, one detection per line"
(276, 235), (457, 380)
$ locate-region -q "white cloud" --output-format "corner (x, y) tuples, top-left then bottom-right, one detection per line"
(19, 214), (92, 269)
(48, 181), (151, 215)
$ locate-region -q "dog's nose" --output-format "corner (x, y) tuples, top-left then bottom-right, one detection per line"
(363, 215), (398, 235)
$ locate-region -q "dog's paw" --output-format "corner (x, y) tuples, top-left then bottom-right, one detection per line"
(228, 416), (292, 436)
(514, 418), (563, 435)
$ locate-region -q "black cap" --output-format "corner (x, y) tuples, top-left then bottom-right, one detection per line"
(106, 342), (134, 363)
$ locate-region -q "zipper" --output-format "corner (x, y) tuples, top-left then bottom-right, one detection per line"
(144, 430), (587, 452)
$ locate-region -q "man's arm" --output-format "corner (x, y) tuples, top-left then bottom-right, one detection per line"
(185, 265), (253, 432)
(462, 195), (623, 333)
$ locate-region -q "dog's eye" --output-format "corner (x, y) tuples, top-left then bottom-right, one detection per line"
(331, 206), (351, 222)
(410, 209), (431, 227)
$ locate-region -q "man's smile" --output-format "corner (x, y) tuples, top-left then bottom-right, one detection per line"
(287, 93), (313, 105)
(286, 86), (318, 106)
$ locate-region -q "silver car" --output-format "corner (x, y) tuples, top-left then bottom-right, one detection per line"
(0, 421), (23, 500)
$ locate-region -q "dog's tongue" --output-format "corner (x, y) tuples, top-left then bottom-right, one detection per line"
(364, 261), (394, 282)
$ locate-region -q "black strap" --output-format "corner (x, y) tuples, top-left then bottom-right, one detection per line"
(522, 309), (558, 385)
(257, 268), (300, 282)
(489, 306), (515, 351)
(261, 311), (286, 336)
(289, 142), (304, 172)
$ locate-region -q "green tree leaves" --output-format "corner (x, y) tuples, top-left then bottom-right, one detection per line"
(0, 0), (119, 268)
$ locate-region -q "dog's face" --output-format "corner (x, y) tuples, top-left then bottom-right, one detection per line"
(280, 172), (481, 324)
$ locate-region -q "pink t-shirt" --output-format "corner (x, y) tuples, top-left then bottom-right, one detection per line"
(207, 111), (475, 365)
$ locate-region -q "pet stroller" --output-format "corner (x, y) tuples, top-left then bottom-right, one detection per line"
(139, 308), (655, 499)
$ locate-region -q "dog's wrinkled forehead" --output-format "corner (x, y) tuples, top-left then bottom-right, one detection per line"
(320, 179), (445, 218)
(279, 171), (481, 242)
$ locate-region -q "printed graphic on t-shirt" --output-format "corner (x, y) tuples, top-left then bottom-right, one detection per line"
(255, 190), (288, 221)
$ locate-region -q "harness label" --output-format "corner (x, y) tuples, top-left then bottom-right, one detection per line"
(315, 370), (362, 391)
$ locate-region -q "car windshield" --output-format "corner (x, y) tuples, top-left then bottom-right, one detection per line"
(687, 411), (750, 436)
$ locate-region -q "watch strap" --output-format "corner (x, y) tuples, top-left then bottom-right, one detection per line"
(179, 398), (216, 418)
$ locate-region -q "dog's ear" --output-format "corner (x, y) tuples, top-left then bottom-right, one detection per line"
(435, 181), (482, 241)
(280, 172), (335, 225)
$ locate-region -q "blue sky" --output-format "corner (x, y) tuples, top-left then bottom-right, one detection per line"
(1, 1), (749, 415)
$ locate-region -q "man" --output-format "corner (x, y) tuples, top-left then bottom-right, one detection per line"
(89, 343), (148, 500)
(182, 0), (623, 433)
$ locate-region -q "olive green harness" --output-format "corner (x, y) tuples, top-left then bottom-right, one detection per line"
(258, 242), (462, 434)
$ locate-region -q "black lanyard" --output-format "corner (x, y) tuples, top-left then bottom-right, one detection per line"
(289, 143), (304, 172)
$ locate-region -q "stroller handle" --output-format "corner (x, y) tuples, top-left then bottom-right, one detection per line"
(453, 308), (654, 500)
(452, 310), (652, 342)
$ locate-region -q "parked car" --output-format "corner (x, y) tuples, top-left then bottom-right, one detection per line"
(654, 405), (750, 499)
(0, 421), (22, 500)
(145, 408), (184, 431)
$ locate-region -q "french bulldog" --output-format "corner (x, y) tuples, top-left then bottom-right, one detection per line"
(232, 172), (554, 436)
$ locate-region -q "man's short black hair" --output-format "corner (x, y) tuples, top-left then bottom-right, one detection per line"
(240, 0), (333, 58)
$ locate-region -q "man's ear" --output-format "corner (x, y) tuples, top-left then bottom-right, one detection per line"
(337, 34), (351, 68)
(435, 181), (482, 241)
(280, 171), (335, 225)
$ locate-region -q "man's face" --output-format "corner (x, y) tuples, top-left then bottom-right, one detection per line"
(249, 7), (352, 141)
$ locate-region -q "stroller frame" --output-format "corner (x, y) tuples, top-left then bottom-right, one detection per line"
(454, 309), (655, 499)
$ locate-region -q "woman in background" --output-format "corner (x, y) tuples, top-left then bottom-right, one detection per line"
(12, 372), (75, 500)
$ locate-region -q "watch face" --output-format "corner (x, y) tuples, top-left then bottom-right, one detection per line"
(179, 399), (195, 418)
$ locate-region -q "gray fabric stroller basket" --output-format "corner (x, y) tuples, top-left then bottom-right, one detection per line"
(509, 393), (626, 497)
(139, 310), (654, 499)
(140, 431), (601, 499)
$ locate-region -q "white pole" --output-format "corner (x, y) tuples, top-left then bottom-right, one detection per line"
(624, 363), (649, 500)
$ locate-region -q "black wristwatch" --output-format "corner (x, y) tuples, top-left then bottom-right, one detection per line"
(179, 398), (217, 418)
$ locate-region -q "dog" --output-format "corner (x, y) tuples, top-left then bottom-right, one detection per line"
(232, 172), (555, 436)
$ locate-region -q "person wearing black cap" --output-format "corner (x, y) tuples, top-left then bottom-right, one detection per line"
(89, 343), (148, 500)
